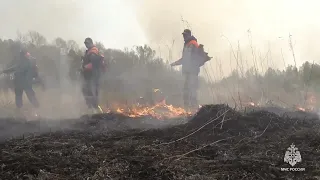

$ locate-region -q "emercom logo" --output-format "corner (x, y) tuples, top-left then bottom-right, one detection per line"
(280, 143), (305, 172)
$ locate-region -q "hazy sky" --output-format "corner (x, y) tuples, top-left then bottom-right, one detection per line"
(0, 0), (147, 49)
(135, 0), (320, 77)
(0, 0), (319, 78)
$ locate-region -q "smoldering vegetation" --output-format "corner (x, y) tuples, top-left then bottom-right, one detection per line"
(1, 105), (320, 179)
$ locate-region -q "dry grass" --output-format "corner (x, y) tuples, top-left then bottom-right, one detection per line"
(0, 105), (319, 179)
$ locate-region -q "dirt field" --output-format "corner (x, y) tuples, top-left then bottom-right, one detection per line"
(0, 104), (320, 180)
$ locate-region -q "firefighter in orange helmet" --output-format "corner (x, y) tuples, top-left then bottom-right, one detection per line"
(81, 37), (106, 114)
(171, 29), (203, 111)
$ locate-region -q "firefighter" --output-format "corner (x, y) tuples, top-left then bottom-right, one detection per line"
(81, 37), (105, 114)
(170, 29), (203, 111)
(2, 48), (40, 114)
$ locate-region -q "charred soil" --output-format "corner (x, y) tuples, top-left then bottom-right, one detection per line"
(0, 104), (320, 180)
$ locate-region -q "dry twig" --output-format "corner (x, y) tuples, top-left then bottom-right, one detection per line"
(156, 109), (230, 146)
(174, 136), (234, 160)
(254, 118), (272, 139)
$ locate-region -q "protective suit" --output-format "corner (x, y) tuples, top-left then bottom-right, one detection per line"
(81, 38), (106, 113)
(171, 29), (204, 110)
(3, 50), (39, 109)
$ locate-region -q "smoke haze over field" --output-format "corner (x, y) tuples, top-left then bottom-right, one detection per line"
(1, 0), (320, 139)
(1, 0), (320, 78)
(135, 0), (320, 78)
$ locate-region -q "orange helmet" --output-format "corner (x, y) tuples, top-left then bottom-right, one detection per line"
(25, 52), (31, 57)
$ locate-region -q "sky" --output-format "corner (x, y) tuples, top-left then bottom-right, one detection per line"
(0, 0), (320, 78)
(0, 0), (147, 49)
(135, 0), (320, 78)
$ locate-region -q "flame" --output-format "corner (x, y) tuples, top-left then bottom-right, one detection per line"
(295, 93), (318, 112)
(102, 99), (194, 119)
(243, 102), (256, 107)
(98, 88), (201, 119)
(297, 107), (306, 112)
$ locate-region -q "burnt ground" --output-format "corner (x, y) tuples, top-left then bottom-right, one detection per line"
(0, 104), (320, 180)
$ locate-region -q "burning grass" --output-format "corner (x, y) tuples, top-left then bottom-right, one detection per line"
(0, 104), (320, 179)
(102, 100), (194, 120)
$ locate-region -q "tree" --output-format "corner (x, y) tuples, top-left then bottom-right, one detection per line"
(16, 31), (28, 44)
(28, 31), (47, 46)
(54, 37), (67, 48)
(135, 45), (156, 64)
(67, 40), (79, 51)
(265, 67), (278, 80)
(300, 61), (312, 85)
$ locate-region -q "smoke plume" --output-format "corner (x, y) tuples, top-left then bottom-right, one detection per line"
(134, 0), (320, 78)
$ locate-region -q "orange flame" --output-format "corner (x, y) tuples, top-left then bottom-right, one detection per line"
(295, 93), (318, 112)
(243, 102), (256, 107)
(102, 99), (195, 119)
(297, 107), (306, 112)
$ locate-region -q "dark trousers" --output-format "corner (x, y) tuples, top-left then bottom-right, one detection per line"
(82, 79), (99, 109)
(15, 86), (39, 109)
(183, 73), (199, 109)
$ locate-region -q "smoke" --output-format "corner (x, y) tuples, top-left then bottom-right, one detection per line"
(35, 48), (84, 119)
(0, 0), (319, 113)
(134, 0), (320, 78)
(1, 0), (320, 140)
(0, 0), (148, 119)
(1, 0), (320, 77)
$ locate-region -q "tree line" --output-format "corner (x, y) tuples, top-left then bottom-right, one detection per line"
(0, 31), (319, 107)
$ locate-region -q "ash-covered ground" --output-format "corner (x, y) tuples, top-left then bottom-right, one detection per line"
(0, 104), (320, 180)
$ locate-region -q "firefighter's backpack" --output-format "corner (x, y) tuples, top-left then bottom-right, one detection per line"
(83, 50), (107, 73)
(197, 44), (212, 67)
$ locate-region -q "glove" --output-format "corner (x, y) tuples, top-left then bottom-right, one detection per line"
(84, 63), (92, 70)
